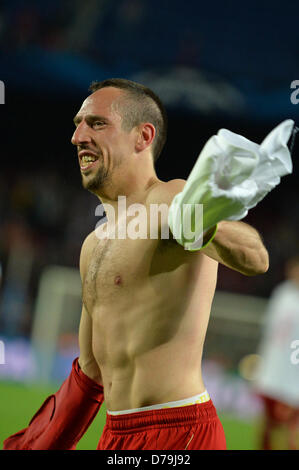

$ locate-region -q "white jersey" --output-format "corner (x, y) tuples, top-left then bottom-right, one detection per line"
(255, 280), (299, 407)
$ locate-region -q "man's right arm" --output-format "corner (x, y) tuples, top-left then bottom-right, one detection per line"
(78, 305), (102, 384)
(78, 231), (103, 384)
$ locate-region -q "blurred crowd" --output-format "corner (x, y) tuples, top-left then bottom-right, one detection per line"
(0, 169), (98, 336)
(0, 0), (297, 81)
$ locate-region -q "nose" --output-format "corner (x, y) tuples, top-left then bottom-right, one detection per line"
(71, 121), (92, 146)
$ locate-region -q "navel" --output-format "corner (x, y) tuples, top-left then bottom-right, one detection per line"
(114, 275), (122, 286)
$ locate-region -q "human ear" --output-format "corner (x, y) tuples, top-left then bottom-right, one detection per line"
(135, 123), (156, 152)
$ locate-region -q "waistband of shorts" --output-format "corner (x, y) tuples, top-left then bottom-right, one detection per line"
(107, 390), (210, 415)
(105, 399), (218, 432)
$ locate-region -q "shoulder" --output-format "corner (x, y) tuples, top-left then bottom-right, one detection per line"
(145, 179), (186, 244)
(146, 178), (186, 207)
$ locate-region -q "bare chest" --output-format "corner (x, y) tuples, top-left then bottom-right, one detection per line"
(82, 236), (156, 313)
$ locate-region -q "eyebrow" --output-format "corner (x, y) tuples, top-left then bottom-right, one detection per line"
(73, 114), (110, 126)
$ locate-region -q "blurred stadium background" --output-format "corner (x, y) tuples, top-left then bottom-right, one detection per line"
(0, 0), (299, 450)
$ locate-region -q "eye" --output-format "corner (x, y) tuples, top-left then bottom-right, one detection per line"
(93, 121), (105, 129)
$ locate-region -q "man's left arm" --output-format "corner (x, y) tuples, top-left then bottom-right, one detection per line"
(148, 179), (269, 277)
(201, 220), (269, 276)
(164, 120), (294, 275)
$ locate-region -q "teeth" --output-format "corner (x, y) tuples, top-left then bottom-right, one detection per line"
(81, 155), (96, 164)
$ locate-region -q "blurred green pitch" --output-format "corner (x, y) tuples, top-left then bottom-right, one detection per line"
(0, 381), (260, 450)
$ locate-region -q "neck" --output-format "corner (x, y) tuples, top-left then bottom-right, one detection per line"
(94, 156), (160, 220)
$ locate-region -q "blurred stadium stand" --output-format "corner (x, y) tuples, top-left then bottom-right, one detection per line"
(0, 0), (298, 427)
(0, 0), (298, 120)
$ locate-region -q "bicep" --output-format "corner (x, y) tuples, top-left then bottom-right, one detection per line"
(78, 304), (102, 384)
(79, 304), (93, 358)
(78, 232), (102, 383)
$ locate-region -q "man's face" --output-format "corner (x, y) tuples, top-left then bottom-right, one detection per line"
(71, 87), (135, 193)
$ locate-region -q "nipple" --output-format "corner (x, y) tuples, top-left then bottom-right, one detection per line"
(114, 275), (122, 286)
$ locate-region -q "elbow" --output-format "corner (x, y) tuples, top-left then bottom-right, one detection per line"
(245, 248), (269, 276)
(257, 247), (270, 275)
(262, 250), (270, 273)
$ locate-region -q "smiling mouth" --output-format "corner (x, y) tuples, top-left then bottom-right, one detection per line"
(79, 153), (100, 172)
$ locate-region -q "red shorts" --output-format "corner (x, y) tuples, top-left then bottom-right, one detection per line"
(97, 399), (226, 450)
(260, 395), (299, 424)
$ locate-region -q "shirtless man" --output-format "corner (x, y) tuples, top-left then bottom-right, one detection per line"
(3, 79), (294, 451)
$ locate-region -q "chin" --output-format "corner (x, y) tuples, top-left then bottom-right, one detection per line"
(82, 170), (108, 193)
